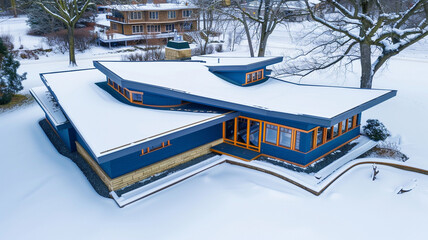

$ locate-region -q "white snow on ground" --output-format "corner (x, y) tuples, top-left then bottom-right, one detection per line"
(1, 16), (428, 240)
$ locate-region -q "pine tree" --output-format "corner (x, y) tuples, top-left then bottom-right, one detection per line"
(0, 39), (27, 105)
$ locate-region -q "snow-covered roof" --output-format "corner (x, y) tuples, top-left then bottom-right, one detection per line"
(191, 56), (280, 67)
(30, 86), (68, 127)
(95, 61), (395, 124)
(40, 69), (228, 159)
(105, 3), (197, 12)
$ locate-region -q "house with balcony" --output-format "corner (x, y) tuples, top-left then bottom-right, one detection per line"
(97, 0), (198, 47)
(30, 56), (396, 193)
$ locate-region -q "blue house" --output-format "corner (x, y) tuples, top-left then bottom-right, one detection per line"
(30, 56), (396, 191)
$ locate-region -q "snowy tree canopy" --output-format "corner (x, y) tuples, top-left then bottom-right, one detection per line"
(281, 0), (428, 88)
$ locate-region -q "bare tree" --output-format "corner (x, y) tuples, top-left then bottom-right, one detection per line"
(228, 0), (306, 57)
(216, 6), (257, 57)
(189, 0), (224, 55)
(286, 0), (428, 89)
(37, 0), (93, 66)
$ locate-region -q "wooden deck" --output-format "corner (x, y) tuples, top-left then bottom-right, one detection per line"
(211, 143), (260, 161)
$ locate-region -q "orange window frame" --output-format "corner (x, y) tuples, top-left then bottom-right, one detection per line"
(222, 117), (262, 152)
(262, 122), (306, 151)
(244, 69), (264, 85)
(140, 140), (171, 156)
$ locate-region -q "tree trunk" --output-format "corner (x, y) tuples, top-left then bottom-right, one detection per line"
(68, 26), (77, 66)
(359, 43), (373, 89)
(242, 13), (254, 57)
(11, 0), (17, 17)
(359, 0), (372, 89)
(257, 30), (269, 57)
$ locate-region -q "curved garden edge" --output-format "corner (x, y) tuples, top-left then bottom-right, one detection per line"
(224, 158), (428, 196)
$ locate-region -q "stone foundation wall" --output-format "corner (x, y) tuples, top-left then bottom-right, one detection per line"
(76, 139), (223, 191)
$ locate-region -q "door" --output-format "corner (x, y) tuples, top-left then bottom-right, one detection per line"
(223, 117), (261, 152)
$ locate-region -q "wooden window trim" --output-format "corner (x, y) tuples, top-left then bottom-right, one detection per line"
(244, 69), (264, 85)
(140, 141), (171, 156)
(149, 11), (159, 20)
(168, 11), (176, 19)
(182, 10), (192, 18)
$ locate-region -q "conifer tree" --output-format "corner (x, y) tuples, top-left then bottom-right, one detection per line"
(0, 39), (27, 105)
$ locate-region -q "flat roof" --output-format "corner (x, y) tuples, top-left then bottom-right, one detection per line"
(95, 61), (396, 125)
(40, 69), (229, 160)
(30, 86), (68, 127)
(192, 56), (280, 66)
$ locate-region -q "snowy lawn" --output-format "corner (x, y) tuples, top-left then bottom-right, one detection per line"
(1, 105), (428, 240)
(1, 16), (428, 240)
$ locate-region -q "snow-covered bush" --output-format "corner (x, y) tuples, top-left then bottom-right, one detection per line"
(363, 119), (390, 141)
(45, 28), (96, 54)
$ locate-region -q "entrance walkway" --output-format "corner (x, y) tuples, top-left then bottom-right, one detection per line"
(211, 143), (260, 161)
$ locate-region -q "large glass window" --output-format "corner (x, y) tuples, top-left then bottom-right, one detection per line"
(347, 117), (353, 131)
(236, 118), (247, 144)
(333, 123), (340, 137)
(224, 119), (235, 141)
(168, 11), (176, 19)
(341, 120), (347, 133)
(132, 93), (143, 103)
(295, 131), (301, 151)
(132, 25), (143, 33)
(130, 12), (142, 20)
(279, 127), (292, 148)
(265, 124), (278, 144)
(147, 25), (161, 33)
(124, 89), (130, 100)
(317, 127), (324, 146)
(149, 11), (159, 20)
(165, 24), (174, 32)
(182, 10), (192, 18)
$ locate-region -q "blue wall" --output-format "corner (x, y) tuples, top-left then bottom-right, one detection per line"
(213, 66), (268, 86)
(240, 113), (361, 166)
(45, 114), (76, 152)
(99, 123), (222, 178)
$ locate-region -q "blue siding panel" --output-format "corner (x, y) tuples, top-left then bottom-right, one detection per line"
(105, 124), (222, 178)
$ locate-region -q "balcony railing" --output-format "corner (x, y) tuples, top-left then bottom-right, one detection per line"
(107, 15), (125, 23)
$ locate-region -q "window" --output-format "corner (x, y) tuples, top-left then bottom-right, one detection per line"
(149, 11), (159, 20)
(165, 24), (174, 32)
(181, 22), (192, 30)
(107, 78), (113, 86)
(124, 89), (130, 99)
(279, 127), (292, 148)
(182, 10), (192, 18)
(347, 117), (353, 131)
(132, 92), (143, 103)
(132, 25), (144, 33)
(341, 120), (347, 133)
(113, 82), (118, 90)
(294, 131), (301, 151)
(317, 127), (324, 146)
(168, 11), (176, 19)
(147, 25), (161, 33)
(141, 141), (171, 155)
(112, 23), (118, 30)
(119, 86), (123, 94)
(332, 123), (340, 137)
(265, 124), (278, 144)
(245, 69), (264, 84)
(129, 12), (142, 20)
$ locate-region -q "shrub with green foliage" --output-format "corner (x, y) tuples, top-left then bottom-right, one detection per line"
(0, 39), (26, 105)
(363, 119), (391, 141)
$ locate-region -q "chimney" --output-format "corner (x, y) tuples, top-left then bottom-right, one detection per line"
(165, 32), (191, 60)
